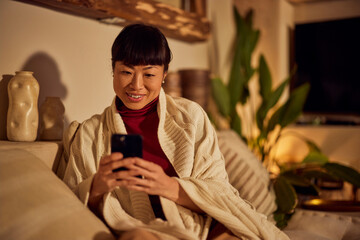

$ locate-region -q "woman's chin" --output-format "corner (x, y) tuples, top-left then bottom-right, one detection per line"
(123, 101), (147, 110)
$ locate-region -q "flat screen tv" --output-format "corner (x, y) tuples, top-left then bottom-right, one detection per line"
(291, 17), (360, 125)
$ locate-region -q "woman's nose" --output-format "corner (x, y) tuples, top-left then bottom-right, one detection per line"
(131, 74), (144, 90)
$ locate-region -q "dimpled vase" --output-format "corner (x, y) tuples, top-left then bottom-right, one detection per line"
(7, 71), (40, 141)
(39, 97), (65, 140)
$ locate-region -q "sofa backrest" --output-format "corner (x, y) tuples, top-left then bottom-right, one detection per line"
(217, 130), (277, 218)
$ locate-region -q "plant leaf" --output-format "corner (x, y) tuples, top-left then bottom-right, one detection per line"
(258, 55), (272, 101)
(228, 7), (244, 109)
(281, 171), (312, 187)
(228, 37), (246, 108)
(304, 139), (322, 153)
(256, 75), (289, 131)
(302, 151), (329, 165)
(265, 105), (283, 135)
(302, 170), (339, 182)
(323, 162), (360, 188)
(273, 176), (297, 213)
(230, 6), (255, 106)
(243, 31), (259, 79)
(248, 30), (260, 57)
(244, 9), (254, 27)
(273, 212), (293, 229)
(278, 82), (310, 128)
(230, 111), (243, 138)
(268, 77), (290, 109)
(243, 30), (258, 79)
(233, 6), (246, 36)
(210, 77), (231, 117)
(256, 104), (266, 131)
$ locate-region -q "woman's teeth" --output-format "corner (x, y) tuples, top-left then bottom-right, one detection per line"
(128, 93), (142, 99)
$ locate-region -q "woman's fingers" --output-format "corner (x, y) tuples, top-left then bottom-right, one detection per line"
(99, 153), (137, 175)
(101, 152), (123, 164)
(125, 158), (161, 178)
(91, 153), (136, 196)
(131, 157), (159, 171)
(118, 158), (178, 197)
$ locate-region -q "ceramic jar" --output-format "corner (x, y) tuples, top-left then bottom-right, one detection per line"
(38, 97), (65, 140)
(7, 71), (40, 141)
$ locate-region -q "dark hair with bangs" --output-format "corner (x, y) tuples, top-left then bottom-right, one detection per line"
(111, 24), (172, 71)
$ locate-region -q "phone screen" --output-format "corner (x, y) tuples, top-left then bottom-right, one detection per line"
(111, 134), (143, 173)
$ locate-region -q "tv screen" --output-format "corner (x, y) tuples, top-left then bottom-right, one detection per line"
(291, 17), (360, 125)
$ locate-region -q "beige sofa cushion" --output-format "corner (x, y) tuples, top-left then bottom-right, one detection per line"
(217, 130), (277, 217)
(0, 149), (115, 240)
(0, 140), (63, 171)
(284, 209), (360, 240)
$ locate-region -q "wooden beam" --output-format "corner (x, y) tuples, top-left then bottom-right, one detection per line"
(16, 0), (210, 43)
(286, 0), (334, 4)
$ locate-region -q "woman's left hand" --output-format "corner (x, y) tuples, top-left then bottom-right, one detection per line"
(122, 158), (203, 213)
(123, 158), (179, 201)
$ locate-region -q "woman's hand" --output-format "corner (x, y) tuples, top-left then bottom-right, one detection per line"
(124, 158), (203, 213)
(89, 155), (203, 213)
(121, 158), (179, 200)
(88, 152), (137, 210)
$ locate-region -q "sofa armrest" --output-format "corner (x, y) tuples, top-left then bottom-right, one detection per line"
(0, 149), (115, 240)
(0, 140), (63, 172)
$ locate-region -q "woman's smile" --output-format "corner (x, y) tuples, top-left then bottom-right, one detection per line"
(126, 92), (145, 102)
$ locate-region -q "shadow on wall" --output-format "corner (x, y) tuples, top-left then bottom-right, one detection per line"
(0, 52), (70, 140)
(21, 52), (70, 129)
(21, 52), (67, 107)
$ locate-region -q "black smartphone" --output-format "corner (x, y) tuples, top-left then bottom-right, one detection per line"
(111, 134), (143, 173)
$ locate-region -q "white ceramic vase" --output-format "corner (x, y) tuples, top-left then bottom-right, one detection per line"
(38, 97), (65, 140)
(7, 71), (40, 141)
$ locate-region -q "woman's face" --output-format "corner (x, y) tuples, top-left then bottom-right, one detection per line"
(113, 61), (167, 110)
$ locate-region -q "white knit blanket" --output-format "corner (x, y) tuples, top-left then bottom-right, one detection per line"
(58, 89), (289, 240)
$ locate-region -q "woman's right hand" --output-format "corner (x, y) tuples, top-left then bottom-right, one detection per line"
(88, 152), (136, 210)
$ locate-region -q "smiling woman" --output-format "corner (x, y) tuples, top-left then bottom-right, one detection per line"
(58, 23), (289, 240)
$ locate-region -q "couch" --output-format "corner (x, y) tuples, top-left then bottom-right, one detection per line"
(1, 130), (359, 240)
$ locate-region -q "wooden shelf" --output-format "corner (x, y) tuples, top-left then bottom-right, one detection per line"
(16, 0), (211, 43)
(286, 0), (333, 4)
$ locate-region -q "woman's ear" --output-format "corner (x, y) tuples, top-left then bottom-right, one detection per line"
(162, 71), (167, 84)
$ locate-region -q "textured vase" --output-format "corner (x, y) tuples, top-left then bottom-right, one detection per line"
(7, 71), (40, 141)
(38, 97), (65, 140)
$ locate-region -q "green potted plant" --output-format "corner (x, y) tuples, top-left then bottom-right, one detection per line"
(210, 6), (360, 228)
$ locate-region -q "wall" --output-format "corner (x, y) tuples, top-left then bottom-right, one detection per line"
(207, 0), (235, 83)
(0, 0), (209, 139)
(293, 0), (360, 24)
(232, 0), (360, 170)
